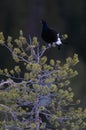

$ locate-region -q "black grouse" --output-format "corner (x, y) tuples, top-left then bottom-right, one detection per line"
(41, 19), (67, 49)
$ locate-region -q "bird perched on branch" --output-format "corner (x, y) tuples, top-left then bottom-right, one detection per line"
(41, 19), (68, 49)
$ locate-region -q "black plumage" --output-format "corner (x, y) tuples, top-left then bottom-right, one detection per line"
(41, 20), (58, 43)
(41, 19), (67, 49)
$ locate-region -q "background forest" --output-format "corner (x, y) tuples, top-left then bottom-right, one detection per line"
(0, 0), (86, 106)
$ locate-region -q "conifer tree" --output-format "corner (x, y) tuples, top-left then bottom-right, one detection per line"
(0, 31), (86, 130)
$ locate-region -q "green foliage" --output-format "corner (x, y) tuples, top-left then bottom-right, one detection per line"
(0, 31), (86, 130)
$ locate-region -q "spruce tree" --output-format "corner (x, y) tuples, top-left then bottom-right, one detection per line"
(0, 31), (86, 130)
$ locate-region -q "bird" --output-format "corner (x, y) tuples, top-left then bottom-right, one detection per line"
(41, 19), (68, 49)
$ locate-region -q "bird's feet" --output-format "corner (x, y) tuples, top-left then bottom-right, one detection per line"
(48, 43), (52, 47)
(48, 42), (61, 50)
(52, 42), (56, 47)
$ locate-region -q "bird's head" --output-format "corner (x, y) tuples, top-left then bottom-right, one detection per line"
(41, 19), (48, 30)
(41, 19), (47, 25)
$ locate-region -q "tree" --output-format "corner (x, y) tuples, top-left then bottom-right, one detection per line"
(0, 31), (86, 130)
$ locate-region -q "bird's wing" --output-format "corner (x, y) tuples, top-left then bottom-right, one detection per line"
(47, 28), (57, 42)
